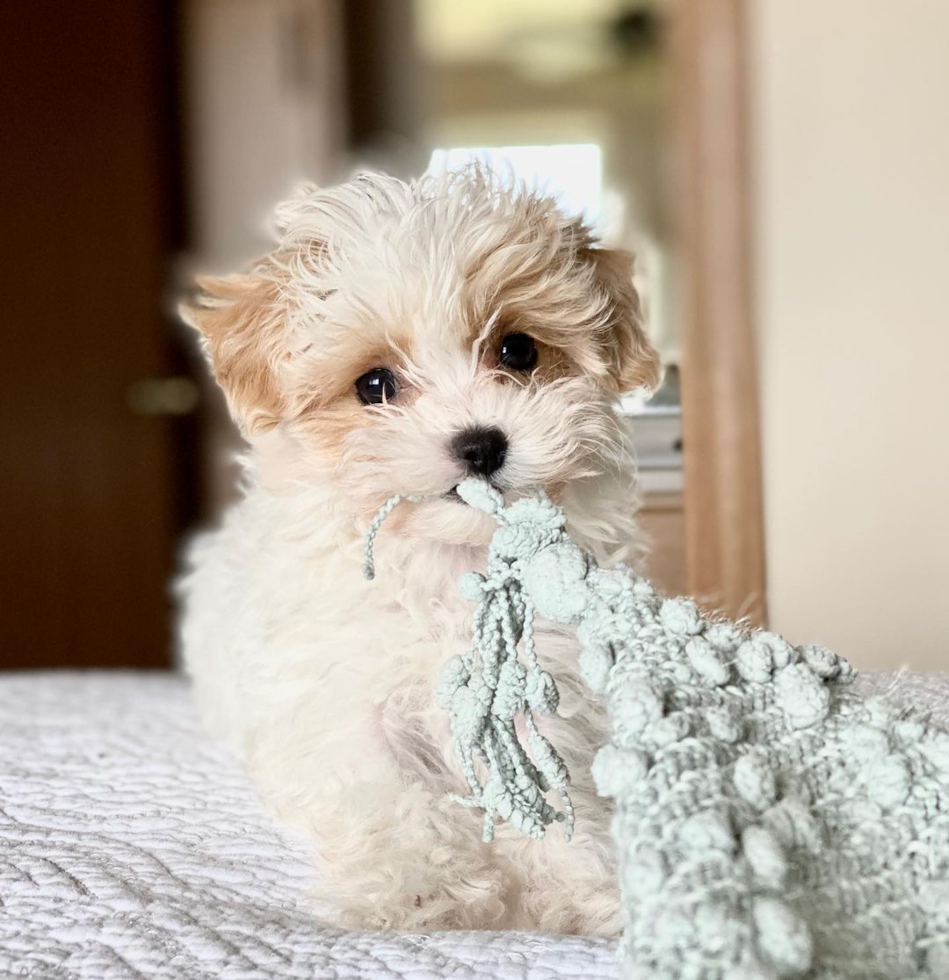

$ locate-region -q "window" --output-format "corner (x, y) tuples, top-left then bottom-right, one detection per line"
(428, 143), (604, 229)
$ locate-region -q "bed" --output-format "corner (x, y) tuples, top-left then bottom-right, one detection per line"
(1, 670), (946, 979)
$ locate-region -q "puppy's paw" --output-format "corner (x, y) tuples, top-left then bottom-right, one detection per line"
(521, 880), (623, 937)
(315, 862), (509, 932)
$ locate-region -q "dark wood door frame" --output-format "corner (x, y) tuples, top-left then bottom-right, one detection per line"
(672, 0), (767, 625)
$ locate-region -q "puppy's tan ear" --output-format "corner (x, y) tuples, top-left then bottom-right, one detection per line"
(180, 274), (286, 435)
(586, 247), (661, 394)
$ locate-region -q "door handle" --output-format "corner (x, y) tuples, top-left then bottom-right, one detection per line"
(126, 376), (199, 417)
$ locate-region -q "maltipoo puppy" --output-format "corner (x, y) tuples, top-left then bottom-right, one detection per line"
(178, 168), (659, 935)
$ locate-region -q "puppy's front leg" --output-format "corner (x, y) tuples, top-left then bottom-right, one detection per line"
(312, 779), (509, 931)
(251, 721), (508, 931)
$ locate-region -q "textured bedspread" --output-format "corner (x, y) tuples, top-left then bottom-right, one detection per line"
(0, 672), (619, 979)
(1, 671), (946, 979)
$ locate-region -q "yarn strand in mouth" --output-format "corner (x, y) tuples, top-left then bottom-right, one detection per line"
(361, 492), (421, 581)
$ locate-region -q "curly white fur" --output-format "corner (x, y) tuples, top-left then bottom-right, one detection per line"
(177, 168), (659, 934)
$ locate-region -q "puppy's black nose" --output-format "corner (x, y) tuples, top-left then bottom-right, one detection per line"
(451, 425), (508, 477)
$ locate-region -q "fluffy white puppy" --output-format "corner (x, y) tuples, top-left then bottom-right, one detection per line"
(178, 168), (659, 935)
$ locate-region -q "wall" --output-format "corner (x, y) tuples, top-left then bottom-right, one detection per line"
(183, 0), (345, 270)
(182, 0), (347, 515)
(751, 0), (949, 669)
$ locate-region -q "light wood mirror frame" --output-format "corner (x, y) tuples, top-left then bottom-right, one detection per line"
(672, 0), (767, 626)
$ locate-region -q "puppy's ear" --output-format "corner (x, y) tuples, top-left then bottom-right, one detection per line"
(180, 273), (286, 435)
(586, 247), (661, 394)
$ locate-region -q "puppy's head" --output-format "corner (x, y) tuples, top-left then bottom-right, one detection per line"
(184, 169), (659, 544)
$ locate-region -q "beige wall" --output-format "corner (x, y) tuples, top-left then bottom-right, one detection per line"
(182, 0), (347, 516)
(751, 0), (949, 669)
(183, 0), (345, 270)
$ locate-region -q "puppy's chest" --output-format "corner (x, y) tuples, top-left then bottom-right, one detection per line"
(291, 554), (470, 672)
(358, 591), (472, 781)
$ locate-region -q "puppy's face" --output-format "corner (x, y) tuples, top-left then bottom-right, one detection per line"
(185, 171), (659, 544)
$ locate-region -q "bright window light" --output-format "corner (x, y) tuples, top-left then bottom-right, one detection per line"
(428, 143), (604, 228)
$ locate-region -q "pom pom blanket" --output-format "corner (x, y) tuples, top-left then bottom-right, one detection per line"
(368, 479), (949, 978)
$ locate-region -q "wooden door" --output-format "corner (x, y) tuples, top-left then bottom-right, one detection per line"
(0, 1), (196, 668)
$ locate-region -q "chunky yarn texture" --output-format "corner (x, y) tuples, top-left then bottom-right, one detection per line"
(436, 481), (575, 844)
(366, 479), (949, 978)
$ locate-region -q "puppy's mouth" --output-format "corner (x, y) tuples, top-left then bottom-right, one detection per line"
(443, 481), (503, 503)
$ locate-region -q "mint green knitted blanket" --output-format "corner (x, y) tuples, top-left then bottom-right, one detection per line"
(367, 479), (949, 978)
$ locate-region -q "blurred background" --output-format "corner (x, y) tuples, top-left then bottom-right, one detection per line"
(1, 0), (945, 673)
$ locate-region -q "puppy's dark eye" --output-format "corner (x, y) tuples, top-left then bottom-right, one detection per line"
(498, 333), (538, 372)
(355, 368), (398, 405)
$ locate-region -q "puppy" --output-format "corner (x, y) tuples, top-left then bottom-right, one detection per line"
(178, 168), (660, 935)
